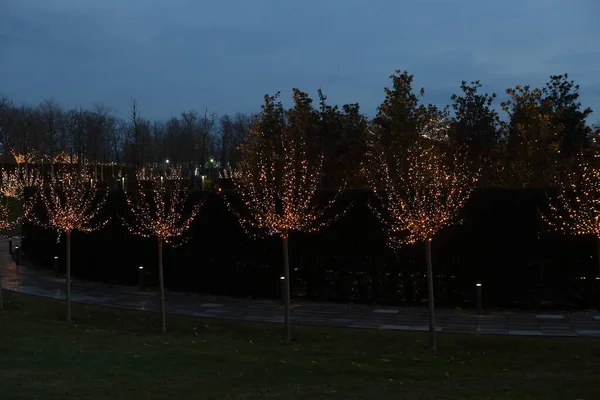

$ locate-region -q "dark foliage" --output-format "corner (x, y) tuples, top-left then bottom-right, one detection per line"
(21, 187), (600, 309)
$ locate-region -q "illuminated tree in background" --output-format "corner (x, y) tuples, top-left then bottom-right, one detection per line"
(123, 172), (202, 333)
(26, 167), (108, 321)
(230, 90), (345, 343)
(0, 199), (22, 310)
(1, 165), (43, 200)
(542, 157), (600, 275)
(367, 143), (478, 353)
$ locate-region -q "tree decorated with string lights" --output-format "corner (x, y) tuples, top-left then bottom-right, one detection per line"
(26, 166), (108, 321)
(541, 156), (600, 275)
(367, 141), (478, 353)
(229, 90), (345, 343)
(1, 164), (43, 200)
(122, 169), (203, 333)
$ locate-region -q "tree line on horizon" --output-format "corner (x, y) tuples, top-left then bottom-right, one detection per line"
(1, 70), (599, 188)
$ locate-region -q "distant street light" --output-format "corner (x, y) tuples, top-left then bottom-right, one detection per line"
(165, 159), (170, 164)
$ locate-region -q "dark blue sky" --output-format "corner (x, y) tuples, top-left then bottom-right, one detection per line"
(2, 0), (599, 122)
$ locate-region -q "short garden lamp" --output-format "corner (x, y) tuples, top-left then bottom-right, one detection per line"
(280, 276), (286, 305)
(475, 281), (483, 314)
(14, 245), (20, 266)
(53, 256), (59, 277)
(138, 265), (145, 290)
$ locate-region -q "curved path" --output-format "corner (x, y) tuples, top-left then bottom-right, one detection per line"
(2, 240), (600, 337)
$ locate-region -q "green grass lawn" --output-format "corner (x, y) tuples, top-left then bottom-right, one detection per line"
(1, 292), (599, 400)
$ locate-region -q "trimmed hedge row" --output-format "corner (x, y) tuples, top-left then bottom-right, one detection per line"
(21, 188), (600, 309)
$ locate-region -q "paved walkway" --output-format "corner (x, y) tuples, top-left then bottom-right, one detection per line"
(2, 240), (600, 337)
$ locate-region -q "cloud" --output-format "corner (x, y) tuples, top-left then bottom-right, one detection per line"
(0, 0), (599, 120)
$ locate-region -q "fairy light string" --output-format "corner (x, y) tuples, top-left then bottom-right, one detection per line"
(26, 166), (109, 241)
(123, 172), (202, 246)
(367, 142), (478, 248)
(542, 156), (600, 238)
(228, 115), (347, 240)
(1, 165), (43, 200)
(0, 198), (16, 231)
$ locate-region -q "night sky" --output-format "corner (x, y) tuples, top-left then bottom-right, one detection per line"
(2, 0), (599, 122)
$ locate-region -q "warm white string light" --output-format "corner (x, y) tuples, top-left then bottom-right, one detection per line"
(368, 144), (478, 247)
(366, 138), (478, 354)
(1, 165), (43, 200)
(122, 173), (203, 333)
(542, 156), (600, 275)
(27, 166), (109, 239)
(229, 127), (346, 238)
(24, 165), (109, 322)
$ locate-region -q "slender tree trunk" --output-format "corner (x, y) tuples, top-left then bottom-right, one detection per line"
(0, 259), (4, 310)
(597, 236), (600, 276)
(282, 230), (291, 343)
(66, 230), (72, 322)
(158, 238), (166, 333)
(1, 196), (11, 309)
(425, 238), (436, 353)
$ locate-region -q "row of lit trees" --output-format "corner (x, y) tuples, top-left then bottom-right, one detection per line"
(1, 89), (600, 354)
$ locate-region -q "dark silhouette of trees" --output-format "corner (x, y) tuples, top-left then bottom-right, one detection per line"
(0, 70), (595, 191)
(448, 81), (500, 186)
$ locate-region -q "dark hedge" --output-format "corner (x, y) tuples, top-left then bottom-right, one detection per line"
(20, 187), (600, 310)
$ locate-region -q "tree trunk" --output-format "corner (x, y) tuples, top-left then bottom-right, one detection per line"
(0, 226), (5, 309)
(282, 231), (291, 343)
(0, 260), (4, 310)
(66, 230), (72, 322)
(158, 238), (166, 333)
(425, 238), (436, 353)
(597, 236), (600, 276)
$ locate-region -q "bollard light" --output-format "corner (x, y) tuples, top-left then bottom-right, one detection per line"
(138, 265), (145, 290)
(475, 281), (483, 314)
(280, 276), (286, 306)
(14, 245), (20, 266)
(53, 256), (59, 277)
